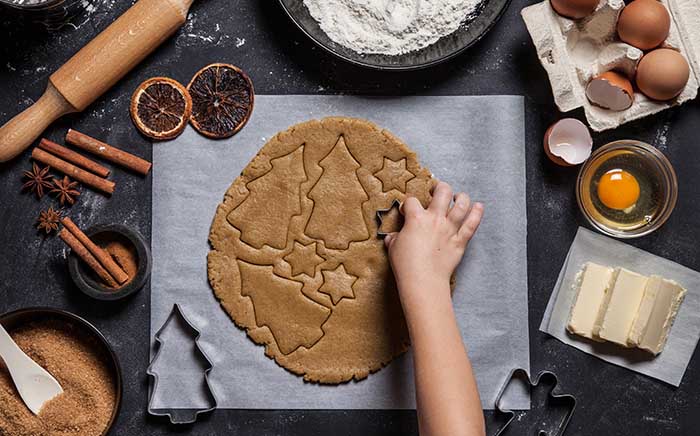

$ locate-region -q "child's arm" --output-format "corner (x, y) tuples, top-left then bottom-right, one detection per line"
(384, 181), (485, 436)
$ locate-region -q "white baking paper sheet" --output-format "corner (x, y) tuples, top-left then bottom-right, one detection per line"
(151, 95), (529, 410)
(541, 227), (700, 386)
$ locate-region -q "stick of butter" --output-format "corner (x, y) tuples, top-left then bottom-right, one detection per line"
(597, 268), (649, 347)
(567, 263), (615, 340)
(629, 276), (687, 355)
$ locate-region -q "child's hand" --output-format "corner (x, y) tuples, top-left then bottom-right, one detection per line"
(384, 181), (483, 302)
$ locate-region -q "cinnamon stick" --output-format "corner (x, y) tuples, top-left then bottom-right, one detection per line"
(66, 129), (152, 176)
(62, 217), (129, 285)
(59, 228), (119, 288)
(32, 148), (115, 195)
(39, 138), (111, 178)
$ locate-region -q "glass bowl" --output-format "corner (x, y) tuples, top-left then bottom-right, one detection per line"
(576, 140), (678, 239)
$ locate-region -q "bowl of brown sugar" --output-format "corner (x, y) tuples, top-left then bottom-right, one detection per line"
(68, 224), (151, 301)
(0, 308), (122, 436)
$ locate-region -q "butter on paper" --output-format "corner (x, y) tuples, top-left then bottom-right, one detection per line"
(542, 227), (700, 386)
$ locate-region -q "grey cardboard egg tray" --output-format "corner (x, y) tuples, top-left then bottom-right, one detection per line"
(522, 0), (700, 131)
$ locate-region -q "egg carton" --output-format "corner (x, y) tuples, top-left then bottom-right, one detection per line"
(521, 0), (700, 131)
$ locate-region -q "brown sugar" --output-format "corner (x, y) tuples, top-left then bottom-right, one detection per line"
(0, 319), (117, 436)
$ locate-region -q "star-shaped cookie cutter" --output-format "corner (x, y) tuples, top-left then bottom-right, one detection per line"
(147, 304), (218, 424)
(376, 199), (403, 238)
(494, 368), (577, 436)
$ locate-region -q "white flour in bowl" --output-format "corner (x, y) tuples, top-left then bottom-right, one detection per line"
(303, 0), (484, 56)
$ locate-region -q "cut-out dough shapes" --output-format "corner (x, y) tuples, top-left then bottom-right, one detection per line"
(306, 136), (370, 250)
(284, 241), (325, 277)
(374, 157), (415, 193)
(319, 264), (358, 305)
(376, 199), (405, 237)
(227, 146), (306, 249)
(238, 260), (330, 355)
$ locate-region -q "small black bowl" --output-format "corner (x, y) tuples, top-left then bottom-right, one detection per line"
(0, 307), (122, 436)
(68, 224), (151, 301)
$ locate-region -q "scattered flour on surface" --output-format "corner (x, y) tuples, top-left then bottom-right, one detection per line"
(303, 0), (484, 55)
(654, 118), (672, 151)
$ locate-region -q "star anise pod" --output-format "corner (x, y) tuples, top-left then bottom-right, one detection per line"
(36, 206), (62, 235)
(22, 163), (54, 199)
(51, 176), (81, 206)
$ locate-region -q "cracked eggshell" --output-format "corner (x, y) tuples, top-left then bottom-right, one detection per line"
(544, 118), (593, 166)
(586, 71), (634, 110)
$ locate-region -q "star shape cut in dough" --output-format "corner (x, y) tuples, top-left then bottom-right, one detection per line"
(373, 158), (415, 193)
(284, 241), (325, 277)
(376, 199), (404, 237)
(319, 264), (357, 305)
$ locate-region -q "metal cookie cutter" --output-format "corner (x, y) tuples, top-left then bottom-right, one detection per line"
(494, 368), (577, 436)
(376, 199), (403, 238)
(147, 304), (218, 424)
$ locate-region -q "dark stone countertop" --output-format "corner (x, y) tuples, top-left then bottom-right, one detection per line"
(1, 0), (698, 434)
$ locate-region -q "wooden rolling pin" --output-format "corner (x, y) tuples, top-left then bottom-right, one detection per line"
(0, 0), (196, 163)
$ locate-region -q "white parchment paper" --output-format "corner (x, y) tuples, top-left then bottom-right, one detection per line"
(151, 95), (529, 410)
(541, 227), (700, 386)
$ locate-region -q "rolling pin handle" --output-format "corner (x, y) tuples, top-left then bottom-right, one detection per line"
(0, 82), (75, 163)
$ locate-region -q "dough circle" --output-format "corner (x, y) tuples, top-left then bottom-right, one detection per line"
(208, 117), (433, 383)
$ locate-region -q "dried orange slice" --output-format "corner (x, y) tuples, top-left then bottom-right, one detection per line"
(187, 63), (254, 139)
(130, 77), (192, 140)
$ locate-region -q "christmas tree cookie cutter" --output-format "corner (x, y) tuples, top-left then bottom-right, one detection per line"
(147, 304), (218, 424)
(493, 368), (577, 436)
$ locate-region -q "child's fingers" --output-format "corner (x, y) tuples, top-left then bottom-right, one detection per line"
(457, 202), (484, 244)
(401, 196), (423, 219)
(429, 181), (453, 216)
(447, 192), (471, 227)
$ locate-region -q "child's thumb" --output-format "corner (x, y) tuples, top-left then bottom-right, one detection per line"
(384, 233), (395, 248)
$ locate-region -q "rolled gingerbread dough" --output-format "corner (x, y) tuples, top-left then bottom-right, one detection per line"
(208, 117), (434, 383)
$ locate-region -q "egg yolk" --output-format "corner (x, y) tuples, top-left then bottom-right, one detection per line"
(597, 169), (640, 210)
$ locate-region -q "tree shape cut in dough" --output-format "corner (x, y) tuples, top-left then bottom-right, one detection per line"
(227, 146), (307, 249)
(284, 241), (325, 277)
(306, 137), (369, 249)
(319, 264), (358, 305)
(238, 260), (331, 355)
(373, 157), (415, 193)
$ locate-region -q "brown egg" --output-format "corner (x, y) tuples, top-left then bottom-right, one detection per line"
(617, 0), (670, 50)
(636, 49), (690, 101)
(550, 0), (599, 19)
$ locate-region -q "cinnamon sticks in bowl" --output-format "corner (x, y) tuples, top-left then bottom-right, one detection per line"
(66, 224), (151, 301)
(59, 218), (129, 289)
